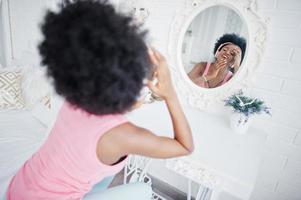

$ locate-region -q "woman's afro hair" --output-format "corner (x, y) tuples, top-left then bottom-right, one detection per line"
(39, 0), (151, 115)
(213, 33), (247, 63)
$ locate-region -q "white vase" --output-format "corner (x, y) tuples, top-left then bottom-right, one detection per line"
(230, 112), (252, 134)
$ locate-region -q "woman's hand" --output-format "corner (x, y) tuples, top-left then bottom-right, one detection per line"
(107, 49), (194, 159)
(231, 49), (242, 73)
(205, 58), (228, 81)
(147, 48), (176, 100)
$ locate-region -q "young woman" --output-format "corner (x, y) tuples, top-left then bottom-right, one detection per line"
(6, 1), (193, 199)
(188, 33), (246, 88)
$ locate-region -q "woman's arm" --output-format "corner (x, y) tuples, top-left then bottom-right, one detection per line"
(202, 59), (228, 88)
(206, 67), (228, 88)
(146, 49), (193, 153)
(121, 101), (193, 158)
(187, 63), (205, 80)
(114, 90), (194, 159)
(232, 50), (242, 74)
(96, 49), (194, 164)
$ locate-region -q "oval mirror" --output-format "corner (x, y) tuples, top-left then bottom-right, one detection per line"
(182, 5), (248, 89)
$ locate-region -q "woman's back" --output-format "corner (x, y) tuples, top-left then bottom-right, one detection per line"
(5, 1), (194, 199)
(7, 101), (128, 200)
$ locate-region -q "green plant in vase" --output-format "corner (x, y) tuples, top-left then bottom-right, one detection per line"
(224, 90), (271, 133)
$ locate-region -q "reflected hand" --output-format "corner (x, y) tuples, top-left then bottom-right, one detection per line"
(232, 49), (242, 72)
(204, 59), (228, 81)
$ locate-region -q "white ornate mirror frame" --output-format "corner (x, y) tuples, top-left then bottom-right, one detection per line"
(167, 0), (269, 110)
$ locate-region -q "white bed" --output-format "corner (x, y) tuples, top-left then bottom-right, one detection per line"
(0, 109), (46, 196)
(0, 96), (63, 196)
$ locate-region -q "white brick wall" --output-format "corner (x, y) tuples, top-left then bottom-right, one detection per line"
(0, 15), (4, 66)
(252, 73), (284, 92)
(294, 132), (301, 147)
(291, 48), (301, 63)
(143, 0), (301, 199)
(2, 0), (301, 199)
(276, 0), (301, 11)
(281, 79), (301, 98)
(264, 44), (292, 61)
(251, 0), (301, 199)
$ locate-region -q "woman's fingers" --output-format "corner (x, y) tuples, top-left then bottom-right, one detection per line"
(151, 47), (164, 60)
(234, 50), (241, 59)
(148, 49), (159, 66)
(150, 47), (167, 65)
(216, 60), (227, 70)
(233, 51), (242, 65)
(151, 71), (158, 81)
(150, 47), (160, 61)
(148, 47), (167, 74)
(146, 80), (160, 95)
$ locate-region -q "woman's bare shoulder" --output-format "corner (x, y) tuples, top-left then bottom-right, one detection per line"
(193, 62), (206, 72)
(97, 122), (144, 151)
(96, 122), (142, 165)
(197, 62), (207, 66)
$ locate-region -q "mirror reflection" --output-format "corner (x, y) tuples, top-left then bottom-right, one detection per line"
(182, 6), (247, 89)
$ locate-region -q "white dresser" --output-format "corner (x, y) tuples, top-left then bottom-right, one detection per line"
(127, 102), (267, 200)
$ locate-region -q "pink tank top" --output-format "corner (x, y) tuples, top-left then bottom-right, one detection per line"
(199, 62), (233, 88)
(7, 101), (128, 200)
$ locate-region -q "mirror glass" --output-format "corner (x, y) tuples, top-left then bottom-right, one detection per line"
(183, 5), (248, 89)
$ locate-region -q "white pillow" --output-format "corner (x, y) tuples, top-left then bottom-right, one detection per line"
(21, 65), (52, 109)
(19, 65), (64, 127)
(0, 68), (25, 110)
(31, 92), (64, 127)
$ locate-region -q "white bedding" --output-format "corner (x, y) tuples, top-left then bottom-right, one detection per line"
(0, 94), (64, 196)
(0, 109), (47, 196)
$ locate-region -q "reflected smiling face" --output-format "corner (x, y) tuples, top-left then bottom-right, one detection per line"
(216, 44), (242, 67)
